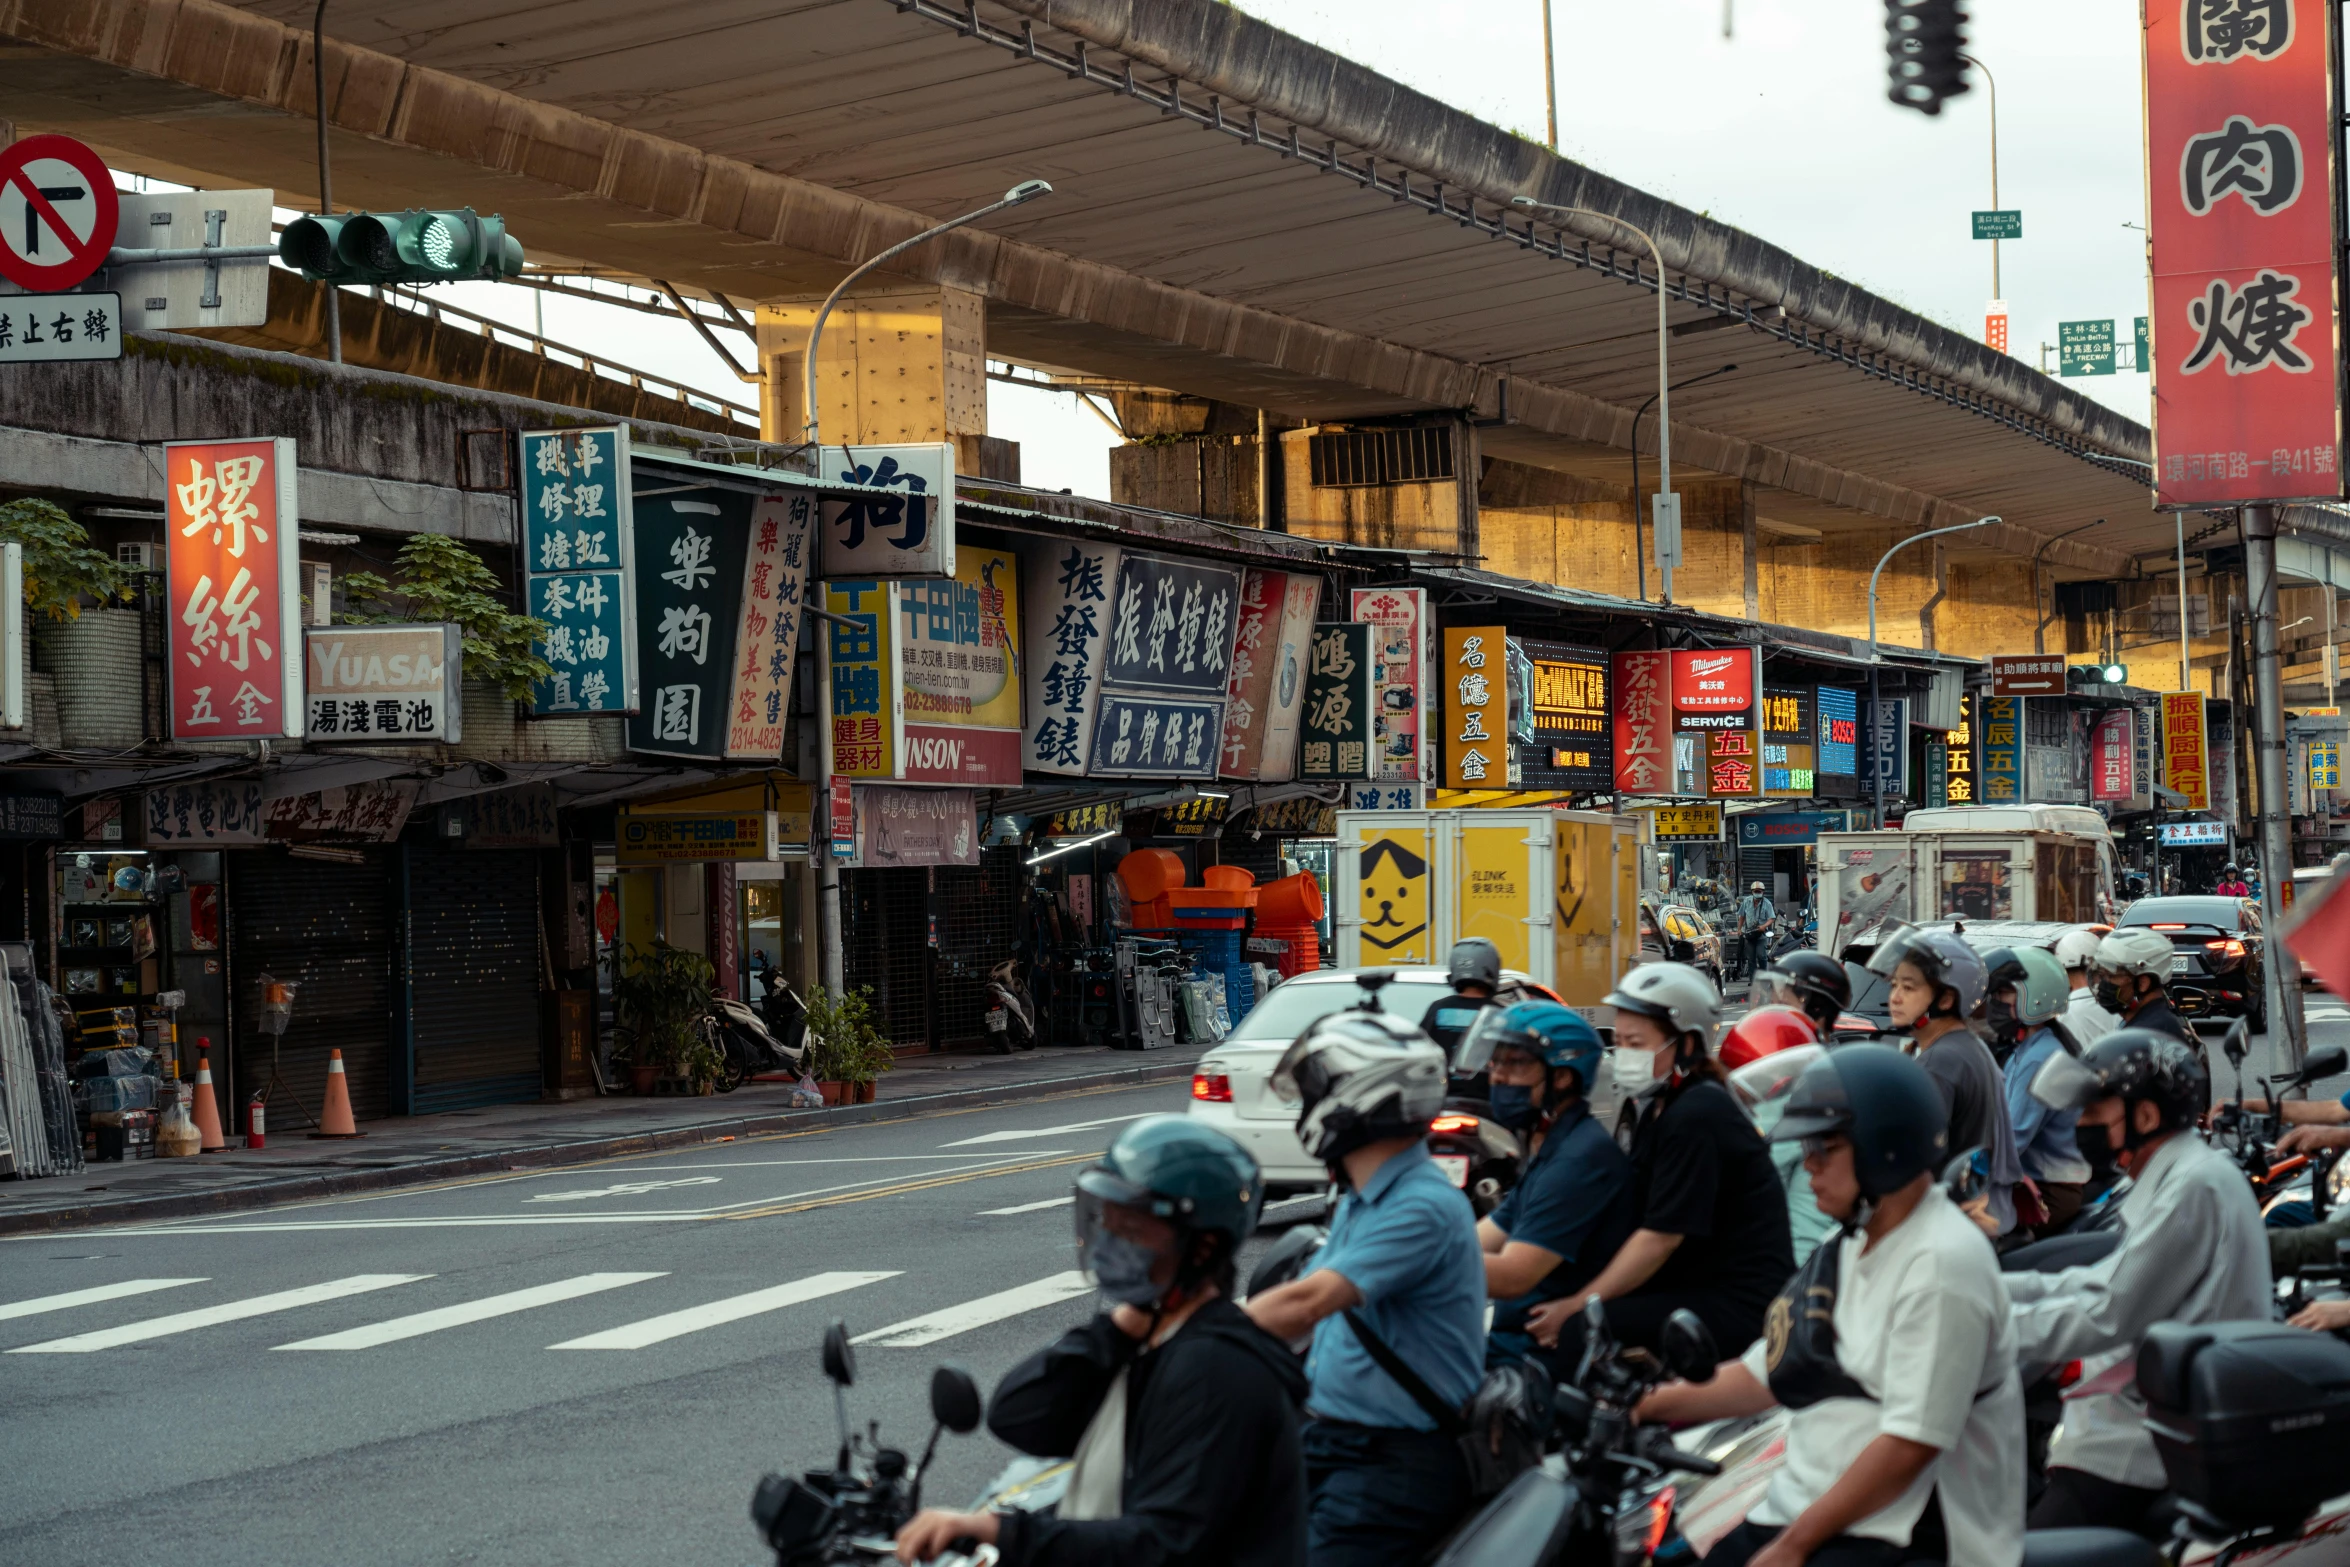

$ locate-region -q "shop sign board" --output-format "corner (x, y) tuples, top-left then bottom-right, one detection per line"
(821, 580), (903, 780)
(1923, 728), (1949, 807)
(144, 779), (265, 844)
(2133, 705), (2157, 811)
(725, 494), (814, 760)
(1648, 803), (1722, 842)
(1300, 622), (1375, 781)
(164, 436), (302, 739)
(854, 786), (979, 867)
(0, 791), (62, 840)
(2091, 708), (2137, 801)
(1345, 783), (1425, 812)
(616, 811), (779, 864)
(1091, 693), (1226, 780)
(1762, 685), (1816, 797)
(518, 427), (636, 717)
(1222, 569), (1320, 781)
(1611, 650), (1673, 797)
(817, 444), (955, 579)
(1979, 695), (2024, 803)
(898, 546), (1022, 786)
(1444, 626), (1508, 787)
(2144, 0), (2344, 506)
(1253, 797), (1339, 835)
(1939, 694), (1977, 804)
(1519, 639), (1611, 794)
(2162, 690), (2212, 810)
(463, 784), (559, 849)
(1862, 698), (1911, 796)
(1670, 648), (1759, 729)
(1045, 801), (1122, 838)
(1990, 654), (2068, 698)
(1023, 541), (1120, 777)
(2162, 820), (2227, 845)
(830, 778), (855, 859)
(1705, 731), (1759, 797)
(144, 780), (417, 844)
(1736, 810), (1852, 846)
(1156, 796), (1229, 837)
(2313, 740), (2342, 791)
(1817, 687), (1860, 778)
(627, 484), (811, 760)
(303, 623), (461, 742)
(268, 782), (417, 843)
(1100, 554), (1239, 699)
(1350, 586), (1427, 783)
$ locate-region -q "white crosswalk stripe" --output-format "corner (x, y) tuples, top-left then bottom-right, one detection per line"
(275, 1273), (668, 1351)
(7, 1275), (428, 1354)
(549, 1271), (897, 1350)
(0, 1278), (207, 1323)
(851, 1271), (1093, 1347)
(978, 1197), (1073, 1216)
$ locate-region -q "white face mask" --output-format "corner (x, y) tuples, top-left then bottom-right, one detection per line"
(1612, 1043), (1658, 1095)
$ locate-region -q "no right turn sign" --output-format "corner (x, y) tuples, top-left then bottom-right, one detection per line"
(0, 133), (120, 294)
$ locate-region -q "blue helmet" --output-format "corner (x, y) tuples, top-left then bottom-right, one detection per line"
(1456, 1001), (1605, 1096)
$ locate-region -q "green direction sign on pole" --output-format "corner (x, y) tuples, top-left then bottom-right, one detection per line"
(2134, 316), (2149, 373)
(1971, 209), (2023, 240)
(2059, 319), (2117, 377)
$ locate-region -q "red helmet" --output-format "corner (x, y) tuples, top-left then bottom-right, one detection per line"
(1718, 1004), (1821, 1071)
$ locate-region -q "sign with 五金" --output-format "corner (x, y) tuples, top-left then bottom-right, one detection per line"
(1444, 626), (1508, 787)
(1940, 694), (1976, 805)
(2163, 690), (2211, 810)
(1979, 695), (2024, 803)
(1990, 654), (2068, 697)
(165, 437), (303, 739)
(2091, 708), (2136, 801)
(1611, 650), (1672, 797)
(1705, 730), (1759, 798)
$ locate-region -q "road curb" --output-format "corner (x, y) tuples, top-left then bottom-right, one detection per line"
(0, 1056), (1200, 1238)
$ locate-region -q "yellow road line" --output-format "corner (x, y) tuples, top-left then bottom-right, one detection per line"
(721, 1152), (1097, 1222)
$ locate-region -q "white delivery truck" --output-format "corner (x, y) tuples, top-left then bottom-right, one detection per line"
(1334, 808), (1640, 1029)
(1816, 805), (2119, 957)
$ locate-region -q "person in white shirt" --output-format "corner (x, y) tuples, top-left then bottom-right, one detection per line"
(2054, 927), (2119, 1047)
(1639, 1044), (2022, 1567)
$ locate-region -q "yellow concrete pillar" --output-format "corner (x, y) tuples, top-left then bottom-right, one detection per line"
(757, 285), (988, 449)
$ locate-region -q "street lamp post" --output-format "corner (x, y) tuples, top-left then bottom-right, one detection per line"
(1957, 52), (2002, 305)
(1867, 516), (2003, 826)
(1512, 196), (1681, 600)
(1630, 364), (1738, 603)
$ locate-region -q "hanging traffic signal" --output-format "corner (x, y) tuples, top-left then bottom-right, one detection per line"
(1885, 0), (1971, 117)
(278, 209), (525, 286)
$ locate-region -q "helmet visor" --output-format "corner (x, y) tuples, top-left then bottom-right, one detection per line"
(1452, 1008), (1520, 1077)
(1071, 1179), (1173, 1284)
(1864, 925), (1929, 981)
(2030, 1048), (2107, 1113)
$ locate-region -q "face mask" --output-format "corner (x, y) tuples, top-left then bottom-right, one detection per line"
(1983, 997), (2021, 1048)
(2094, 976), (2128, 1013)
(1612, 1046), (1656, 1096)
(1086, 1232), (1167, 1308)
(1487, 1081), (1538, 1131)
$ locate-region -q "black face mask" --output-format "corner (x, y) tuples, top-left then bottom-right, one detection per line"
(1983, 996), (2021, 1049)
(2094, 976), (2130, 1013)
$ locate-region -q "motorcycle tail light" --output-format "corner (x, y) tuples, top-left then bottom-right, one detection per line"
(1430, 1113), (1481, 1134)
(1191, 1073), (1232, 1103)
(2206, 938), (2246, 959)
(2055, 1359), (2084, 1390)
(1612, 1484), (1676, 1565)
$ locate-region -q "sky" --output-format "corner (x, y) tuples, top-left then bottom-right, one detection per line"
(180, 0), (2157, 501)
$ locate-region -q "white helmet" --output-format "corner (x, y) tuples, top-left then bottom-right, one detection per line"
(2054, 927), (2106, 973)
(1272, 1011), (1447, 1164)
(1604, 962), (1723, 1047)
(2096, 927), (2176, 980)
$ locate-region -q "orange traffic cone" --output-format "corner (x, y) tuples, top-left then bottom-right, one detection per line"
(311, 1048), (361, 1138)
(189, 1046), (225, 1152)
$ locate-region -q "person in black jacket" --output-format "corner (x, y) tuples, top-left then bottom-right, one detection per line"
(892, 1117), (1305, 1567)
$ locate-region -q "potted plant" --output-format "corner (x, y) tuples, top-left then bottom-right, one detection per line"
(340, 532), (552, 698)
(612, 940), (715, 1093)
(802, 984), (895, 1105)
(680, 1036), (727, 1096)
(0, 498), (137, 745)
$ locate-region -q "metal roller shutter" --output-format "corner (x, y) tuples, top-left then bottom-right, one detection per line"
(409, 848), (542, 1114)
(229, 851), (394, 1123)
(843, 867), (928, 1047)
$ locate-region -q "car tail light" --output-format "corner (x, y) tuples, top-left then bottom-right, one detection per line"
(2206, 938), (2246, 959)
(2151, 923), (2189, 930)
(1612, 1484), (1676, 1565)
(1430, 1113), (1481, 1135)
(1191, 1073), (1232, 1103)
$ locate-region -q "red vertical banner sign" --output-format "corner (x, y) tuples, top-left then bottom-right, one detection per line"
(2145, 0), (2344, 504)
(164, 438), (302, 738)
(2091, 708), (2136, 801)
(2163, 690), (2212, 810)
(1611, 651), (1671, 797)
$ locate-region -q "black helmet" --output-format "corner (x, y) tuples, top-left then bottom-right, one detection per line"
(1448, 938), (1502, 993)
(1769, 1042), (1950, 1199)
(2030, 1026), (2209, 1143)
(1758, 951), (1852, 1031)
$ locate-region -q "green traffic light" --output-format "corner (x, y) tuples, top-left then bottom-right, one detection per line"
(278, 208), (525, 285)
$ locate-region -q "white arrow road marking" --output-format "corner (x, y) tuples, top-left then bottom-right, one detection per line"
(978, 1197), (1074, 1216)
(8, 1275), (428, 1353)
(940, 1113), (1155, 1148)
(549, 1271), (897, 1350)
(851, 1272), (1094, 1347)
(275, 1273), (668, 1350)
(0, 1278), (206, 1322)
(526, 1178), (723, 1204)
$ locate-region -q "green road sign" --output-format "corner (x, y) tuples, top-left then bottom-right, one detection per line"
(2134, 316), (2148, 372)
(2059, 319), (2117, 377)
(1971, 209), (2023, 240)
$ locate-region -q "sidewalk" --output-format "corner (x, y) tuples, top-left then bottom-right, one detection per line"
(0, 1042), (1208, 1238)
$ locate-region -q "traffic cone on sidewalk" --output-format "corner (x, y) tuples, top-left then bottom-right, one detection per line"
(188, 1044), (225, 1152)
(311, 1048), (361, 1138)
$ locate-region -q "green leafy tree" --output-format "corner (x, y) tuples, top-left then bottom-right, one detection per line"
(0, 498), (134, 621)
(336, 534), (551, 700)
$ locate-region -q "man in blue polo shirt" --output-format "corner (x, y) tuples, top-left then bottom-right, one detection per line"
(1250, 1011), (1486, 1567)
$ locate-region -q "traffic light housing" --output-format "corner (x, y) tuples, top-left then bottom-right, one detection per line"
(279, 209), (525, 285)
(1885, 0), (1970, 117)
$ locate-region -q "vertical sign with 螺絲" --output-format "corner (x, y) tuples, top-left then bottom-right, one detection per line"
(164, 437), (303, 738)
(518, 426), (636, 716)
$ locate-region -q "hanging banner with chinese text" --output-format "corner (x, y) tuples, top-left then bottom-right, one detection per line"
(822, 580), (903, 780)
(1940, 694), (1977, 805)
(625, 488), (780, 759)
(898, 547), (1021, 785)
(1518, 639), (1611, 794)
(1444, 626), (1508, 788)
(1862, 698), (1911, 797)
(1022, 541), (1120, 777)
(1221, 569), (1320, 781)
(1300, 622), (1374, 781)
(1979, 695), (2024, 803)
(1611, 650), (1672, 797)
(1100, 555), (1239, 698)
(2163, 690), (2211, 809)
(1090, 693), (1225, 780)
(817, 444), (956, 579)
(1350, 586), (1427, 783)
(854, 786), (979, 867)
(2144, 0), (2344, 505)
(518, 426), (636, 716)
(724, 493), (813, 761)
(2092, 707), (2136, 801)
(164, 437), (302, 738)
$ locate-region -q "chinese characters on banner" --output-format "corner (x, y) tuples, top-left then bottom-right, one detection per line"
(1675, 648), (1760, 798)
(517, 427), (636, 716)
(2144, 0), (2344, 504)
(304, 623), (461, 742)
(1611, 650), (1672, 797)
(817, 444), (956, 578)
(2162, 690), (2212, 809)
(1762, 686), (1817, 797)
(1862, 698), (1912, 797)
(1022, 541), (1119, 776)
(1940, 695), (1977, 805)
(1817, 687), (1860, 778)
(1221, 569), (1320, 781)
(1299, 622), (1374, 781)
(626, 486), (808, 760)
(2091, 708), (2137, 801)
(897, 548), (1022, 785)
(1091, 552), (1237, 781)
(1349, 587), (1427, 783)
(727, 495), (814, 760)
(822, 581), (903, 779)
(1979, 695), (2024, 803)
(1989, 654), (2067, 697)
(2312, 741), (2342, 791)
(164, 438), (302, 738)
(1519, 639), (1612, 793)
(1092, 693), (1226, 779)
(1444, 626), (1508, 786)
(854, 786), (980, 868)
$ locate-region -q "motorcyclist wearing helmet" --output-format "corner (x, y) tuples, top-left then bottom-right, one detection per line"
(1526, 962), (1793, 1370)
(1247, 1013), (1486, 1567)
(1456, 1002), (1635, 1365)
(2214, 863), (2251, 898)
(2090, 927), (2189, 1044)
(2009, 1028), (2272, 1535)
(1735, 880), (1778, 985)
(895, 1117), (1304, 1567)
(1721, 1005), (1841, 1265)
(1869, 927), (2022, 1237)
(2053, 926), (2119, 1047)
(1983, 946), (2089, 1238)
(1754, 950), (1853, 1037)
(1639, 1046), (2025, 1567)
(1420, 938), (1502, 1067)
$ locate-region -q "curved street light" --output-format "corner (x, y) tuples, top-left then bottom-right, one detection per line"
(1631, 363), (1737, 602)
(1868, 515), (2003, 826)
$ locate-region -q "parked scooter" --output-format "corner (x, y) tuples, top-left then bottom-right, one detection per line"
(710, 990), (803, 1093)
(983, 957), (1038, 1054)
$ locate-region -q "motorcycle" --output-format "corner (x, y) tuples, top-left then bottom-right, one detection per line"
(2203, 1019), (2350, 1226)
(710, 990), (804, 1092)
(983, 957), (1038, 1054)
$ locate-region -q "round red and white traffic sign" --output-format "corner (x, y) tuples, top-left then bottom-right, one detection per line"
(0, 133), (119, 293)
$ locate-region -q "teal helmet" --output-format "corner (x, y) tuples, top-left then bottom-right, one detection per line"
(1456, 1001), (1605, 1097)
(1983, 945), (2070, 1027)
(1074, 1115), (1264, 1251)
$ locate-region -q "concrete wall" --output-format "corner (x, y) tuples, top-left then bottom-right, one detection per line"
(1282, 427), (1465, 553)
(1111, 437), (1262, 524)
(758, 286), (988, 446)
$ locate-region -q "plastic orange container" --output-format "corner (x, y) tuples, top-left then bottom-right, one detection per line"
(1116, 848), (1187, 905)
(1201, 865), (1256, 893)
(1257, 871), (1325, 926)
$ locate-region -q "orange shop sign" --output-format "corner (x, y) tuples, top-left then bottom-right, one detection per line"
(2162, 690), (2211, 810)
(164, 438), (303, 738)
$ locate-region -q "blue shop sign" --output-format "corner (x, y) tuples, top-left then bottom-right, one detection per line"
(1735, 810), (1851, 846)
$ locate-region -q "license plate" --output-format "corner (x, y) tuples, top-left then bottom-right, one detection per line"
(1434, 1154), (1470, 1189)
(985, 1010), (1009, 1031)
(2171, 954), (2192, 974)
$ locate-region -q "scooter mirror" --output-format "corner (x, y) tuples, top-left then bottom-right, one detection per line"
(2302, 1045), (2348, 1083)
(930, 1364), (983, 1434)
(1942, 1146), (1987, 1206)
(821, 1322), (856, 1388)
(1659, 1308), (1719, 1384)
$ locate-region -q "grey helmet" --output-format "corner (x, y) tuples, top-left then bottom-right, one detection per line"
(1603, 962), (1723, 1048)
(1447, 938), (1502, 993)
(2096, 927), (2176, 980)
(1867, 926), (1988, 1018)
(1272, 1011), (1448, 1165)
